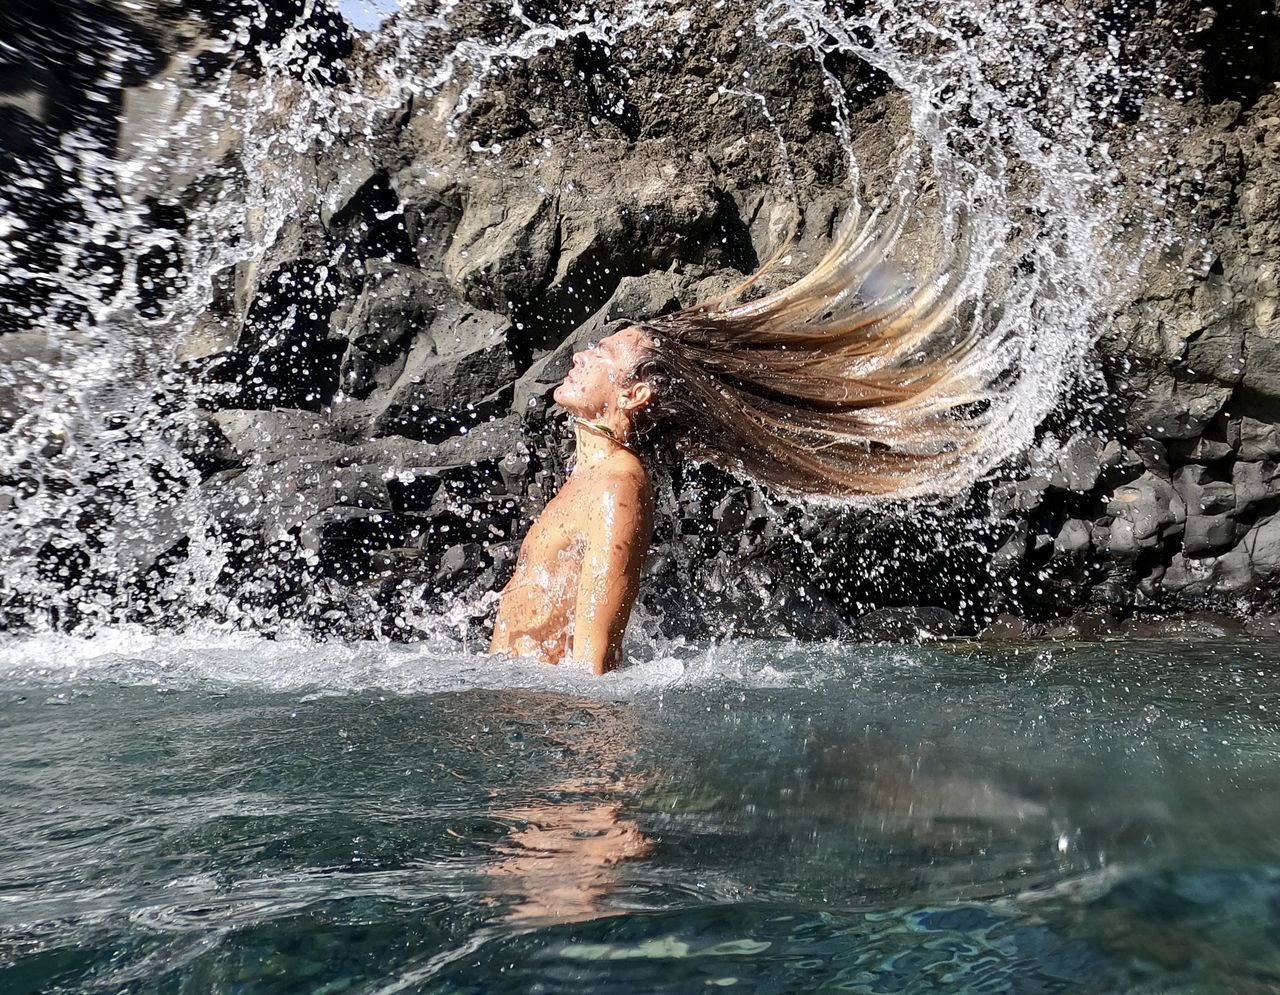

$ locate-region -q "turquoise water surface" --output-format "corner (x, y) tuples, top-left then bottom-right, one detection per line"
(3, 633), (1280, 993)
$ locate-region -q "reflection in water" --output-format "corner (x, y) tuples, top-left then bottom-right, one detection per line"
(475, 694), (656, 924)
(488, 779), (654, 924)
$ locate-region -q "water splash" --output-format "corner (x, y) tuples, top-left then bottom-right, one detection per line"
(0, 0), (1177, 635)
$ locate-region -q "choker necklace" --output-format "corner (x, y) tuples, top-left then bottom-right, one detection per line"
(575, 418), (641, 458)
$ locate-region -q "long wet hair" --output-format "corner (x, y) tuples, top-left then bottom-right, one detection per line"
(622, 199), (1006, 502)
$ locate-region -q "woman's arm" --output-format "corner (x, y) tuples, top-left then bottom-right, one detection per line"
(570, 473), (652, 675)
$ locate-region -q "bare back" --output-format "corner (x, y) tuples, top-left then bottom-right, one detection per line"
(490, 450), (652, 674)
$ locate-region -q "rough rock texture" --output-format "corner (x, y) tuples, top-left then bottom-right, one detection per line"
(1007, 71), (1280, 626)
(0, 0), (352, 334)
(5, 0), (1280, 640)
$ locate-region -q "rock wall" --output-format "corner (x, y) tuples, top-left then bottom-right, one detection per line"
(1004, 40), (1280, 630)
(5, 0), (1280, 639)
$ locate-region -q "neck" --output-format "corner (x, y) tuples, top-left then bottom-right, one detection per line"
(573, 414), (639, 465)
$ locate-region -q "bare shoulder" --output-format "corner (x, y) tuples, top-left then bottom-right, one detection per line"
(569, 458), (653, 526)
(569, 453), (649, 494)
(599, 456), (652, 504)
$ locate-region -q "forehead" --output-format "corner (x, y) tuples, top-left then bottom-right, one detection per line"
(599, 326), (651, 357)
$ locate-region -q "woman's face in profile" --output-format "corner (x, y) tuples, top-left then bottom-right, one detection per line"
(553, 326), (650, 418)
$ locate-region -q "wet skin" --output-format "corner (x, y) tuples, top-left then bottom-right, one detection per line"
(489, 328), (654, 675)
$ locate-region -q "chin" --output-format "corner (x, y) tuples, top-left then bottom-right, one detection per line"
(553, 390), (591, 418)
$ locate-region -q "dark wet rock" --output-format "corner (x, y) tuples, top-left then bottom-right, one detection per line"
(209, 408), (339, 461)
(1246, 615), (1280, 637)
(1182, 513), (1237, 556)
(1054, 519), (1092, 557)
(389, 166), (462, 270)
(979, 612), (1031, 641)
(14, 0), (1280, 639)
(856, 606), (962, 642)
(1044, 609), (1124, 641)
(1214, 545), (1259, 596)
(1238, 417), (1280, 461)
(369, 546), (431, 581)
(1121, 369), (1233, 442)
(1232, 461), (1280, 513)
(1049, 436), (1104, 492)
(1090, 563), (1140, 608)
(336, 264), (448, 400)
(1144, 612), (1248, 640)
(1099, 472), (1186, 557)
(422, 415), (527, 477)
(1095, 440), (1145, 489)
(1167, 416), (1239, 463)
(711, 490), (753, 536)
(319, 153), (382, 229)
(766, 585), (849, 641)
(1130, 438), (1171, 476)
(433, 542), (489, 589)
(1182, 304), (1246, 385)
(498, 450), (532, 495)
(600, 272), (687, 324)
(442, 184), (559, 313)
(991, 477), (1050, 516)
(409, 138), (723, 342)
(1173, 465), (1236, 517)
(1241, 334), (1280, 415)
(1161, 549), (1245, 599)
(1241, 513), (1280, 582)
(990, 521), (1029, 573)
(371, 312), (517, 442)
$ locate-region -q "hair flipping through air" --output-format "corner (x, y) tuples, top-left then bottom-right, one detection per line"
(622, 198), (1008, 502)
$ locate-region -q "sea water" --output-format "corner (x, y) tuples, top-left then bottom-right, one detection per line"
(3, 633), (1280, 993)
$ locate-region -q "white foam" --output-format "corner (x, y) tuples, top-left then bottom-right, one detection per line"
(0, 626), (833, 699)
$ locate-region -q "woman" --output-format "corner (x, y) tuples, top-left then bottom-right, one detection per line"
(490, 203), (1001, 674)
(489, 324), (655, 674)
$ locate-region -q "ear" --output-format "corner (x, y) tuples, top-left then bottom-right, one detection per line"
(620, 380), (653, 412)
